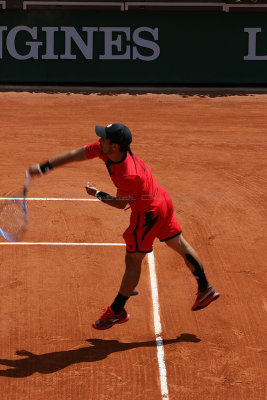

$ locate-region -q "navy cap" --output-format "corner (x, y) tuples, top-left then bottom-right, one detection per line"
(95, 123), (132, 147)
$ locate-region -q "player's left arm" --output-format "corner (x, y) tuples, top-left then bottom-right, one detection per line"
(85, 183), (129, 210)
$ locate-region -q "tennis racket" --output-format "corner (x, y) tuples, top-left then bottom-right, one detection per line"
(0, 171), (32, 242)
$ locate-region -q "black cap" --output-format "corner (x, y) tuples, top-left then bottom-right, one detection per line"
(95, 123), (132, 147)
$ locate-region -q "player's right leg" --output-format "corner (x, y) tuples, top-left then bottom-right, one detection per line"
(119, 251), (146, 298)
(93, 211), (156, 330)
(92, 250), (146, 330)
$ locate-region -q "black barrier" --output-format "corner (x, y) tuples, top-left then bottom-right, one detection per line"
(0, 10), (267, 84)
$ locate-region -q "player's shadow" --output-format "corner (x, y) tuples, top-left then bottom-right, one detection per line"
(0, 333), (200, 378)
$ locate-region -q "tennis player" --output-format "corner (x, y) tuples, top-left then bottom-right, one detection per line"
(29, 123), (219, 330)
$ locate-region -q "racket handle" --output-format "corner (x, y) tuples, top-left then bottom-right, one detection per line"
(25, 170), (32, 190)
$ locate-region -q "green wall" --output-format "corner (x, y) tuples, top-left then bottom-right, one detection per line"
(0, 10), (267, 83)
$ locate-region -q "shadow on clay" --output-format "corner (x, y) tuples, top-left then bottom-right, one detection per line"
(0, 333), (200, 378)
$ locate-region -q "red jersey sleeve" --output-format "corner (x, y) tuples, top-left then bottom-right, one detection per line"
(85, 141), (101, 160)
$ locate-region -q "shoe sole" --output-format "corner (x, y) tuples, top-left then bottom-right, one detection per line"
(192, 293), (220, 311)
(92, 314), (130, 330)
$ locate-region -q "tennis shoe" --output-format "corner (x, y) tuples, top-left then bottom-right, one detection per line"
(192, 285), (220, 311)
(92, 306), (130, 330)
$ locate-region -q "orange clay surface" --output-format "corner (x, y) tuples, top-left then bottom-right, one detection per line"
(0, 90), (266, 400)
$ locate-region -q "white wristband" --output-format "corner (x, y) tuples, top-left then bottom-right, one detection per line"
(95, 190), (100, 197)
(37, 164), (43, 175)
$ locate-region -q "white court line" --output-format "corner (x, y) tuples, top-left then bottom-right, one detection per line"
(0, 242), (125, 246)
(0, 198), (98, 201)
(148, 251), (169, 400)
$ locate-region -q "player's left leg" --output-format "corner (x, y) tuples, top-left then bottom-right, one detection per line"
(165, 234), (209, 288)
(164, 234), (220, 310)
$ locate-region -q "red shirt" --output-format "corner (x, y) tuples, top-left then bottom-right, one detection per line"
(85, 141), (160, 213)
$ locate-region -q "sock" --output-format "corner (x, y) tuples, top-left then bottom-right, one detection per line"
(111, 292), (129, 315)
(185, 253), (209, 292)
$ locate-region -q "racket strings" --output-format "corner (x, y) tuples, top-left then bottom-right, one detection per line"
(0, 191), (28, 241)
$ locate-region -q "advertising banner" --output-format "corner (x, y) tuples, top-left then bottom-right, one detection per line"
(0, 11), (267, 83)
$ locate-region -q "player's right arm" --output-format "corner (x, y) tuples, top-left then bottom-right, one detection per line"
(29, 142), (100, 177)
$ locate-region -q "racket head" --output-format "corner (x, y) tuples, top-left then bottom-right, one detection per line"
(0, 176), (30, 242)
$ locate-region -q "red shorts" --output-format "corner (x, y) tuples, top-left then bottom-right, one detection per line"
(123, 188), (182, 253)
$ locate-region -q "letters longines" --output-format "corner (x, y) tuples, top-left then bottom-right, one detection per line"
(244, 28), (267, 60)
(0, 26), (160, 61)
(0, 26), (266, 61)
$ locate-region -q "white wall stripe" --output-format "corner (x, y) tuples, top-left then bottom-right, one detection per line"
(0, 242), (125, 246)
(0, 198), (98, 201)
(148, 252), (169, 400)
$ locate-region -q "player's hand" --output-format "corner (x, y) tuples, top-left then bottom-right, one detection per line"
(85, 182), (98, 197)
(28, 164), (41, 177)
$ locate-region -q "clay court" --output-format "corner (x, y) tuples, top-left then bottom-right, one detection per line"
(0, 90), (266, 399)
